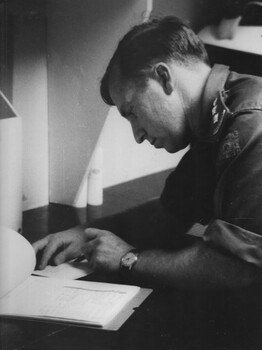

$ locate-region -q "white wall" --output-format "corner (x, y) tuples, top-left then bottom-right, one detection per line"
(99, 108), (185, 189)
(12, 1), (49, 211)
(47, 0), (149, 206)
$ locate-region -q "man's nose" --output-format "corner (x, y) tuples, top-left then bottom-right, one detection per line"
(132, 124), (145, 144)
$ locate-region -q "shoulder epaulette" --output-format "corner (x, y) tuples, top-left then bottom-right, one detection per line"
(207, 90), (231, 142)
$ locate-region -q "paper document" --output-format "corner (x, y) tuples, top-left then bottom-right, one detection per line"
(0, 227), (36, 298)
(0, 227), (152, 330)
(0, 276), (141, 327)
(34, 259), (92, 279)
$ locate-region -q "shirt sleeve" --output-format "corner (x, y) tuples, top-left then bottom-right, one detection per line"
(203, 109), (262, 267)
(204, 219), (262, 267)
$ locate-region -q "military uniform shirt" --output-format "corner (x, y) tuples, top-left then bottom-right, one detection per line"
(161, 64), (262, 267)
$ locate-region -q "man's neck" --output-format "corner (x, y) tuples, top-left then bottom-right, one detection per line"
(171, 62), (212, 139)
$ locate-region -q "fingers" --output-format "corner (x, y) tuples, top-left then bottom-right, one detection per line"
(32, 237), (49, 255)
(53, 247), (75, 266)
(33, 228), (106, 271)
(37, 236), (66, 270)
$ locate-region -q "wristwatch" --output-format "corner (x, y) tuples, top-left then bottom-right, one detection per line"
(120, 249), (140, 272)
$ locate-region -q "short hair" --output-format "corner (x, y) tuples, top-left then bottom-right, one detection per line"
(100, 16), (210, 106)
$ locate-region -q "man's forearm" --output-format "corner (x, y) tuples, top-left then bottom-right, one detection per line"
(131, 243), (259, 289)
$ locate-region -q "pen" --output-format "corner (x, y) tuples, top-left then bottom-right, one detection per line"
(74, 254), (86, 263)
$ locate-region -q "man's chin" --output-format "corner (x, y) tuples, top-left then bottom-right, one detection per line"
(154, 141), (182, 153)
(164, 145), (177, 153)
(166, 148), (177, 154)
(165, 143), (187, 154)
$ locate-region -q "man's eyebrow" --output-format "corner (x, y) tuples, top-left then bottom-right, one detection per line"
(120, 107), (131, 118)
(120, 109), (127, 117)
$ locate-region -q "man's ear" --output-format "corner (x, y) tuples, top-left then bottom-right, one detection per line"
(154, 63), (174, 95)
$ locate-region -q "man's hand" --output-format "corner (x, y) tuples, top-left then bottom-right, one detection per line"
(32, 226), (87, 269)
(82, 228), (134, 273)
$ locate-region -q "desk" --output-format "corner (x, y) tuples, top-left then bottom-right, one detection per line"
(1, 171), (262, 350)
(1, 281), (262, 350)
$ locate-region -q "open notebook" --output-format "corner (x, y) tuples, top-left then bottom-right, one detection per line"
(0, 227), (152, 330)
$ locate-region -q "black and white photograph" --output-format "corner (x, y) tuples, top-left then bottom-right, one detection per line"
(0, 0), (262, 349)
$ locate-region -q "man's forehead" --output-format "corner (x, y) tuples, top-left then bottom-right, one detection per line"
(108, 66), (134, 103)
(109, 85), (134, 115)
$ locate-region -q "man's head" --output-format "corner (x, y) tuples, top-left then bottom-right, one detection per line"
(100, 16), (211, 153)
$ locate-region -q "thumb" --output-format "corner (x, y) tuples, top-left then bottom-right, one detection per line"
(84, 228), (101, 241)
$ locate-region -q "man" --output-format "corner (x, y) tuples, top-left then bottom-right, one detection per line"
(33, 16), (262, 289)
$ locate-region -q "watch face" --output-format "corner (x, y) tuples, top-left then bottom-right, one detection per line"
(121, 252), (138, 268)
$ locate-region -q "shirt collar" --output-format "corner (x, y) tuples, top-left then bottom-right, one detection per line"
(196, 64), (230, 140)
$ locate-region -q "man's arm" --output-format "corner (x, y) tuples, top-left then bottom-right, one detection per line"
(33, 219), (260, 289)
(131, 242), (259, 289)
(33, 198), (190, 270)
(80, 228), (259, 290)
(33, 203), (260, 289)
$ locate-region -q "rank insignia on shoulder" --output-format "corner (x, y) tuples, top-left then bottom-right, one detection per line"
(218, 130), (241, 161)
(209, 90), (231, 141)
(213, 113), (219, 124)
